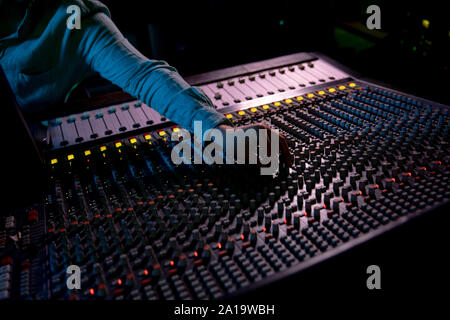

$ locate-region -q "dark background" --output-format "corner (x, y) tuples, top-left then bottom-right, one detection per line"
(73, 0), (449, 106)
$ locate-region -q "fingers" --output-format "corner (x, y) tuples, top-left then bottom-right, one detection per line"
(224, 122), (293, 168)
(260, 123), (293, 168)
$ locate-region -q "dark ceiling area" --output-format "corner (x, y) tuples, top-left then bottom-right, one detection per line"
(74, 0), (448, 105)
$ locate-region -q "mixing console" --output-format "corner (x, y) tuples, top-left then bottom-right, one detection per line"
(1, 52), (448, 300)
(44, 53), (348, 150)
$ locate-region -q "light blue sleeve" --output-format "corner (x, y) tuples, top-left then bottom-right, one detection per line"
(78, 12), (228, 133)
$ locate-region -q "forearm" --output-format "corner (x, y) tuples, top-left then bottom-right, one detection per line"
(79, 13), (227, 132)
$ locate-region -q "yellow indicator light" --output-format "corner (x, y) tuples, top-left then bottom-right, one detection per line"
(51, 158), (58, 165)
(328, 88), (336, 93)
(115, 142), (122, 148)
(349, 83), (356, 88)
(250, 107), (257, 113)
(273, 102), (281, 107)
(318, 91), (325, 95)
(307, 93), (314, 98)
(285, 98), (293, 104)
(296, 96), (303, 101)
(67, 154), (74, 161)
(262, 105), (270, 110)
(339, 85), (346, 90)
(130, 138), (137, 144)
(172, 127), (179, 133)
(225, 114), (233, 119)
(84, 150), (91, 156)
(238, 110), (246, 116)
(422, 19), (430, 29)
(158, 131), (166, 136)
(100, 146), (107, 152)
(144, 134), (152, 140)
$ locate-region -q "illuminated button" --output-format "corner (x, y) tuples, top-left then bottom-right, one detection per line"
(67, 154), (74, 161)
(296, 96), (303, 101)
(129, 138), (137, 144)
(422, 19), (430, 29)
(238, 110), (246, 116)
(328, 88), (336, 93)
(339, 85), (346, 90)
(318, 90), (325, 95)
(307, 93), (314, 98)
(273, 102), (281, 107)
(50, 158), (58, 165)
(84, 150), (91, 156)
(172, 127), (180, 133)
(158, 130), (166, 136)
(262, 105), (270, 110)
(285, 99), (293, 104)
(349, 83), (356, 88)
(100, 146), (107, 152)
(250, 107), (257, 113)
(144, 134), (152, 140)
(115, 142), (122, 148)
(225, 114), (233, 119)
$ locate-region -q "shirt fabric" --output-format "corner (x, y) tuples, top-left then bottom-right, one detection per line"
(0, 0), (228, 133)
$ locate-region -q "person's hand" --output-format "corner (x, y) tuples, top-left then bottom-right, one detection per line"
(217, 122), (293, 168)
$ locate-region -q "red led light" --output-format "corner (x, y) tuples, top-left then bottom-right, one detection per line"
(194, 251), (198, 257)
(89, 288), (95, 295)
(170, 260), (175, 266)
(240, 234), (245, 240)
(217, 243), (222, 249)
(117, 279), (122, 286)
(144, 269), (149, 276)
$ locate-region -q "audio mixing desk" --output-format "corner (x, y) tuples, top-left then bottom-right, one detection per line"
(0, 52), (448, 300)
